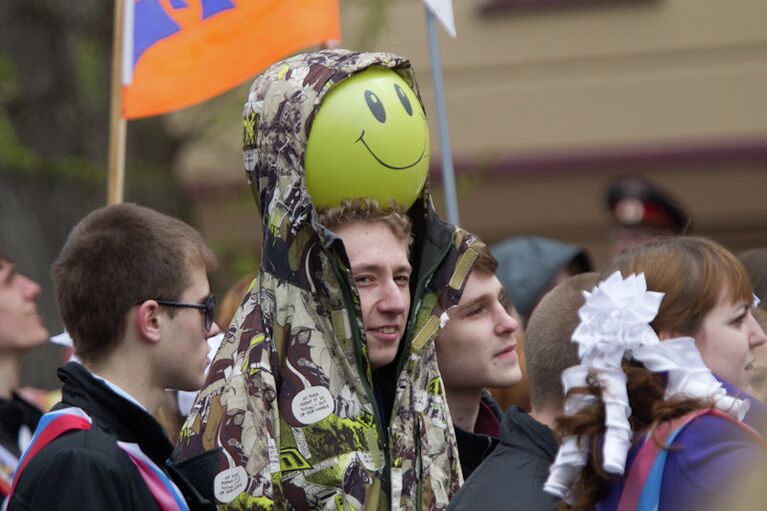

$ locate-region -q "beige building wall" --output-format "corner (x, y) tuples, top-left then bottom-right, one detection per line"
(352, 0), (767, 152)
(186, 0), (767, 271)
(342, 0), (767, 266)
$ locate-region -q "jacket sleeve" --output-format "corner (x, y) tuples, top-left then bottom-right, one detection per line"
(11, 448), (135, 510)
(176, 280), (284, 510)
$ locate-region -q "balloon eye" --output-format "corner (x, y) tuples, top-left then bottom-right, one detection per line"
(364, 90), (386, 123)
(394, 84), (413, 116)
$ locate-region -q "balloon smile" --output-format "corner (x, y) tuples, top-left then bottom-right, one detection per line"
(355, 129), (426, 170)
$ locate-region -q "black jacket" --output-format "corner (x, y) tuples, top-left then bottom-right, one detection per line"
(448, 406), (558, 510)
(454, 392), (502, 480)
(7, 362), (214, 511)
(0, 393), (41, 460)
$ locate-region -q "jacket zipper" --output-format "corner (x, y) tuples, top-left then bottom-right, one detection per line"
(398, 230), (455, 509)
(398, 230), (455, 378)
(333, 226), (456, 508)
(330, 255), (391, 490)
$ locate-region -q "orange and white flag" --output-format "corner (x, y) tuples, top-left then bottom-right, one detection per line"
(122, 0), (340, 119)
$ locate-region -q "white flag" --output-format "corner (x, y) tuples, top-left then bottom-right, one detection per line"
(424, 0), (456, 38)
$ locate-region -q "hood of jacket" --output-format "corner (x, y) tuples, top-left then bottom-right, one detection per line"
(491, 236), (592, 319)
(178, 49), (487, 510)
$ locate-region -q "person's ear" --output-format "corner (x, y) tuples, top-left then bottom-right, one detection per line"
(657, 330), (677, 341)
(135, 300), (162, 344)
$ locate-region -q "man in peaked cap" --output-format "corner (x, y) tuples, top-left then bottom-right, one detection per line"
(606, 175), (692, 259)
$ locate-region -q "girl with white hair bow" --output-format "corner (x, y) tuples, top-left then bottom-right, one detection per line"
(545, 237), (767, 511)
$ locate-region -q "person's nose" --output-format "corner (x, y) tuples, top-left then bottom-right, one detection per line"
(495, 305), (518, 337)
(748, 312), (767, 349)
(378, 280), (408, 315)
(17, 274), (42, 301)
(206, 320), (221, 338)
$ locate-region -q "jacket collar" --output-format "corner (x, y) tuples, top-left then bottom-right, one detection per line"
(57, 362), (174, 464)
(500, 406), (558, 460)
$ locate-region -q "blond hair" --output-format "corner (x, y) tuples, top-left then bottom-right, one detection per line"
(318, 198), (412, 246)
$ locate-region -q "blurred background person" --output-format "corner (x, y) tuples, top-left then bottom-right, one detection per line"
(492, 236), (592, 328)
(738, 248), (767, 301)
(214, 272), (257, 335)
(0, 250), (49, 498)
(737, 248), (767, 403)
(606, 175), (691, 260)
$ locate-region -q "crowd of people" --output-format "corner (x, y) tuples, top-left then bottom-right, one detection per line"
(2, 49), (766, 511)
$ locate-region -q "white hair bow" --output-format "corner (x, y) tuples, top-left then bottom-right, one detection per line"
(543, 271), (750, 504)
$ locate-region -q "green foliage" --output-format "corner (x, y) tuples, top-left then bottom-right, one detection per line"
(0, 53), (19, 99)
(211, 239), (260, 292)
(0, 112), (37, 169)
(74, 38), (106, 110)
(347, 0), (391, 50)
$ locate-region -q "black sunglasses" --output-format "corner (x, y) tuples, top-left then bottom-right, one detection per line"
(155, 294), (217, 331)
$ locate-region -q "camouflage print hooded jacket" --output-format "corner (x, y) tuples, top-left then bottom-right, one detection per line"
(177, 49), (487, 511)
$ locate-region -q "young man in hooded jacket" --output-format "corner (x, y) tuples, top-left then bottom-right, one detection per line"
(176, 49), (484, 510)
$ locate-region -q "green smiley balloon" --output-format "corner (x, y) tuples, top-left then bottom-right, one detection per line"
(305, 67), (430, 209)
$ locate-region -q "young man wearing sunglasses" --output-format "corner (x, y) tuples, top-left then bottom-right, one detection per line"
(6, 203), (219, 511)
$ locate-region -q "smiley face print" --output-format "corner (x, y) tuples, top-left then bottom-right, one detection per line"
(305, 67), (430, 209)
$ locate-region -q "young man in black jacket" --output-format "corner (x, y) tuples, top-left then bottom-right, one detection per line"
(447, 273), (597, 510)
(435, 245), (520, 479)
(6, 204), (220, 511)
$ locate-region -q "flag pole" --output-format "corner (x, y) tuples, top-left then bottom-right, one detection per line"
(108, 0), (127, 205)
(425, 7), (460, 226)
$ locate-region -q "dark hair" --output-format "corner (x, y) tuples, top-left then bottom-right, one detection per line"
(525, 273), (597, 411)
(738, 248), (767, 307)
(318, 198), (412, 246)
(472, 242), (498, 275)
(51, 203), (216, 363)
